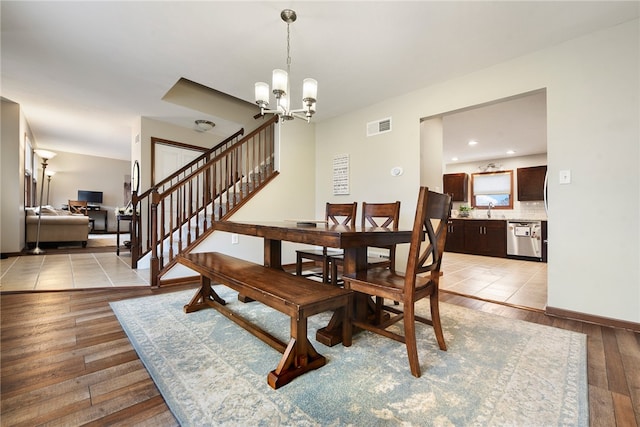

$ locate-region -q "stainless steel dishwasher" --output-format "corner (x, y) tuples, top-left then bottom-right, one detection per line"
(506, 221), (542, 260)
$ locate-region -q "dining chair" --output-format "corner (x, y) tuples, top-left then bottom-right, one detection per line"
(69, 200), (95, 231)
(329, 201), (401, 286)
(295, 202), (357, 283)
(342, 187), (452, 377)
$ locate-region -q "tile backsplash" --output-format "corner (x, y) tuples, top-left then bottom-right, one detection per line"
(451, 201), (547, 220)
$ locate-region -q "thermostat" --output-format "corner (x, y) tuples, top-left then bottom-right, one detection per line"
(390, 167), (403, 177)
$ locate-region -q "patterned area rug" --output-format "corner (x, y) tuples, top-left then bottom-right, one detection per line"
(111, 288), (588, 426)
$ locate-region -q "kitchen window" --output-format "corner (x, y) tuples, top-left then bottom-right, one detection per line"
(471, 170), (513, 209)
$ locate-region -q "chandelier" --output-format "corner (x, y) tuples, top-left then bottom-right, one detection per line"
(254, 9), (317, 123)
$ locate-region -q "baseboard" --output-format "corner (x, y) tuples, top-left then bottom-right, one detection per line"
(2, 251), (25, 258)
(546, 306), (640, 332)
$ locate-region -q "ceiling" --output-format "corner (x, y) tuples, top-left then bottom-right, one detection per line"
(440, 90), (547, 166)
(2, 1), (637, 161)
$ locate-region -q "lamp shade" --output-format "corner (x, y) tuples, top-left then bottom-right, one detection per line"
(272, 69), (288, 93)
(45, 170), (56, 177)
(34, 149), (56, 160)
(255, 82), (269, 104)
(302, 78), (318, 101)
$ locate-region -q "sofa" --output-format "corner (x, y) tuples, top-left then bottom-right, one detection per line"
(26, 206), (90, 247)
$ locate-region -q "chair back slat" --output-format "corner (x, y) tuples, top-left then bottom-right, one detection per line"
(68, 200), (88, 216)
(405, 188), (452, 288)
(361, 201), (400, 229)
(326, 203), (357, 227)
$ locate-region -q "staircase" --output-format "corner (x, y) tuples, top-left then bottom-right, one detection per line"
(130, 115), (279, 286)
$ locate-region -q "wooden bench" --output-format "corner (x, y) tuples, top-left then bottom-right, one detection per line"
(177, 252), (353, 389)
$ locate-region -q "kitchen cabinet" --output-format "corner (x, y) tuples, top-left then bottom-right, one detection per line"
(517, 166), (547, 201)
(443, 173), (468, 202)
(463, 220), (507, 258)
(444, 219), (465, 253)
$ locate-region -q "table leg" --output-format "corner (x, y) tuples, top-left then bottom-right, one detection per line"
(316, 246), (367, 346)
(116, 218), (121, 255)
(263, 238), (282, 269)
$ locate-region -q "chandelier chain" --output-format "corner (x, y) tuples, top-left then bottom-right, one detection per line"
(286, 22), (291, 73)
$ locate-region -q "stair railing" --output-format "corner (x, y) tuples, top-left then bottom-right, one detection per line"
(130, 127), (245, 267)
(134, 115), (279, 286)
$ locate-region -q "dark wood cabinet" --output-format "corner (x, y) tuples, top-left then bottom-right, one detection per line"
(443, 173), (468, 202)
(462, 220), (507, 258)
(444, 219), (465, 253)
(517, 166), (547, 201)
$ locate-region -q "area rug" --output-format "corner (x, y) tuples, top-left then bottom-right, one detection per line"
(111, 288), (588, 426)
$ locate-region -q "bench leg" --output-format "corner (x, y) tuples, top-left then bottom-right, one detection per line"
(267, 317), (326, 389)
(184, 276), (227, 313)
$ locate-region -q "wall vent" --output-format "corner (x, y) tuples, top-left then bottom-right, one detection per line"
(366, 117), (392, 137)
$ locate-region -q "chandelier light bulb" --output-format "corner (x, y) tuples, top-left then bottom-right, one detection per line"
(253, 10), (317, 123)
(302, 78), (317, 102)
(255, 82), (270, 106)
(272, 69), (288, 94)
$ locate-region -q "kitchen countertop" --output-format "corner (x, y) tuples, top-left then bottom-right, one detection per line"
(452, 217), (547, 222)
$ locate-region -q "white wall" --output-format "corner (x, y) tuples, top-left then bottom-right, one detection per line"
(315, 20), (639, 323)
(1, 99), (25, 253)
(139, 117), (237, 193)
(44, 152), (130, 232)
(420, 117), (444, 191)
(1, 100), (131, 247)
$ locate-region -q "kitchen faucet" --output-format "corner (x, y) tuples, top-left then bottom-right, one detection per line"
(487, 202), (495, 218)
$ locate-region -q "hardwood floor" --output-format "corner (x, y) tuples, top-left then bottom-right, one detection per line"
(1, 287), (638, 426)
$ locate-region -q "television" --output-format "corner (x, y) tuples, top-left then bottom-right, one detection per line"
(77, 190), (103, 204)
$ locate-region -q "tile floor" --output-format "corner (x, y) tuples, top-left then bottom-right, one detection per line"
(440, 252), (547, 311)
(0, 251), (150, 292)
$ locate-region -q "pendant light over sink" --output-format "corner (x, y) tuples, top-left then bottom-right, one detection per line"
(254, 9), (317, 123)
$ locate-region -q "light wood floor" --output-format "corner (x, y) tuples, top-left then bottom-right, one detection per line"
(1, 286), (638, 426)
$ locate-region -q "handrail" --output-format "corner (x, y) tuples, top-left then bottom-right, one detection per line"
(130, 115), (279, 286)
(138, 127), (245, 201)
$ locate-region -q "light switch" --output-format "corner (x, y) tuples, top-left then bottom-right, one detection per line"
(559, 170), (571, 184)
(231, 233), (239, 244)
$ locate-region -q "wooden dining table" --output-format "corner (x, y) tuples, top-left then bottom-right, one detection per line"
(213, 220), (413, 346)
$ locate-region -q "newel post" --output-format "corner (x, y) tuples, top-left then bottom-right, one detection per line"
(150, 188), (160, 287)
(131, 191), (140, 268)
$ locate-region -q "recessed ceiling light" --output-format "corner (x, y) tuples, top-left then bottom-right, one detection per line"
(468, 140), (478, 146)
(451, 157), (459, 161)
(506, 150), (515, 155)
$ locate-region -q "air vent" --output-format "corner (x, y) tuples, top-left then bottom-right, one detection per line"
(366, 117), (392, 137)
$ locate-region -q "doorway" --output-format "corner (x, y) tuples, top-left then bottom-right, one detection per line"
(421, 90), (548, 311)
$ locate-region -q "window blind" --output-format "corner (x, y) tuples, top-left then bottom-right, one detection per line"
(473, 172), (511, 195)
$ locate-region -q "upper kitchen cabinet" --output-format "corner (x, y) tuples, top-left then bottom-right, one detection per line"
(517, 165), (547, 201)
(443, 173), (468, 202)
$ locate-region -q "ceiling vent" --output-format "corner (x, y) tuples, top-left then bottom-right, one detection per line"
(366, 117), (392, 137)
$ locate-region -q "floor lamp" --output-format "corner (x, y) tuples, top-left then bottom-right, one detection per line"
(30, 149), (57, 255)
(45, 170), (56, 205)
